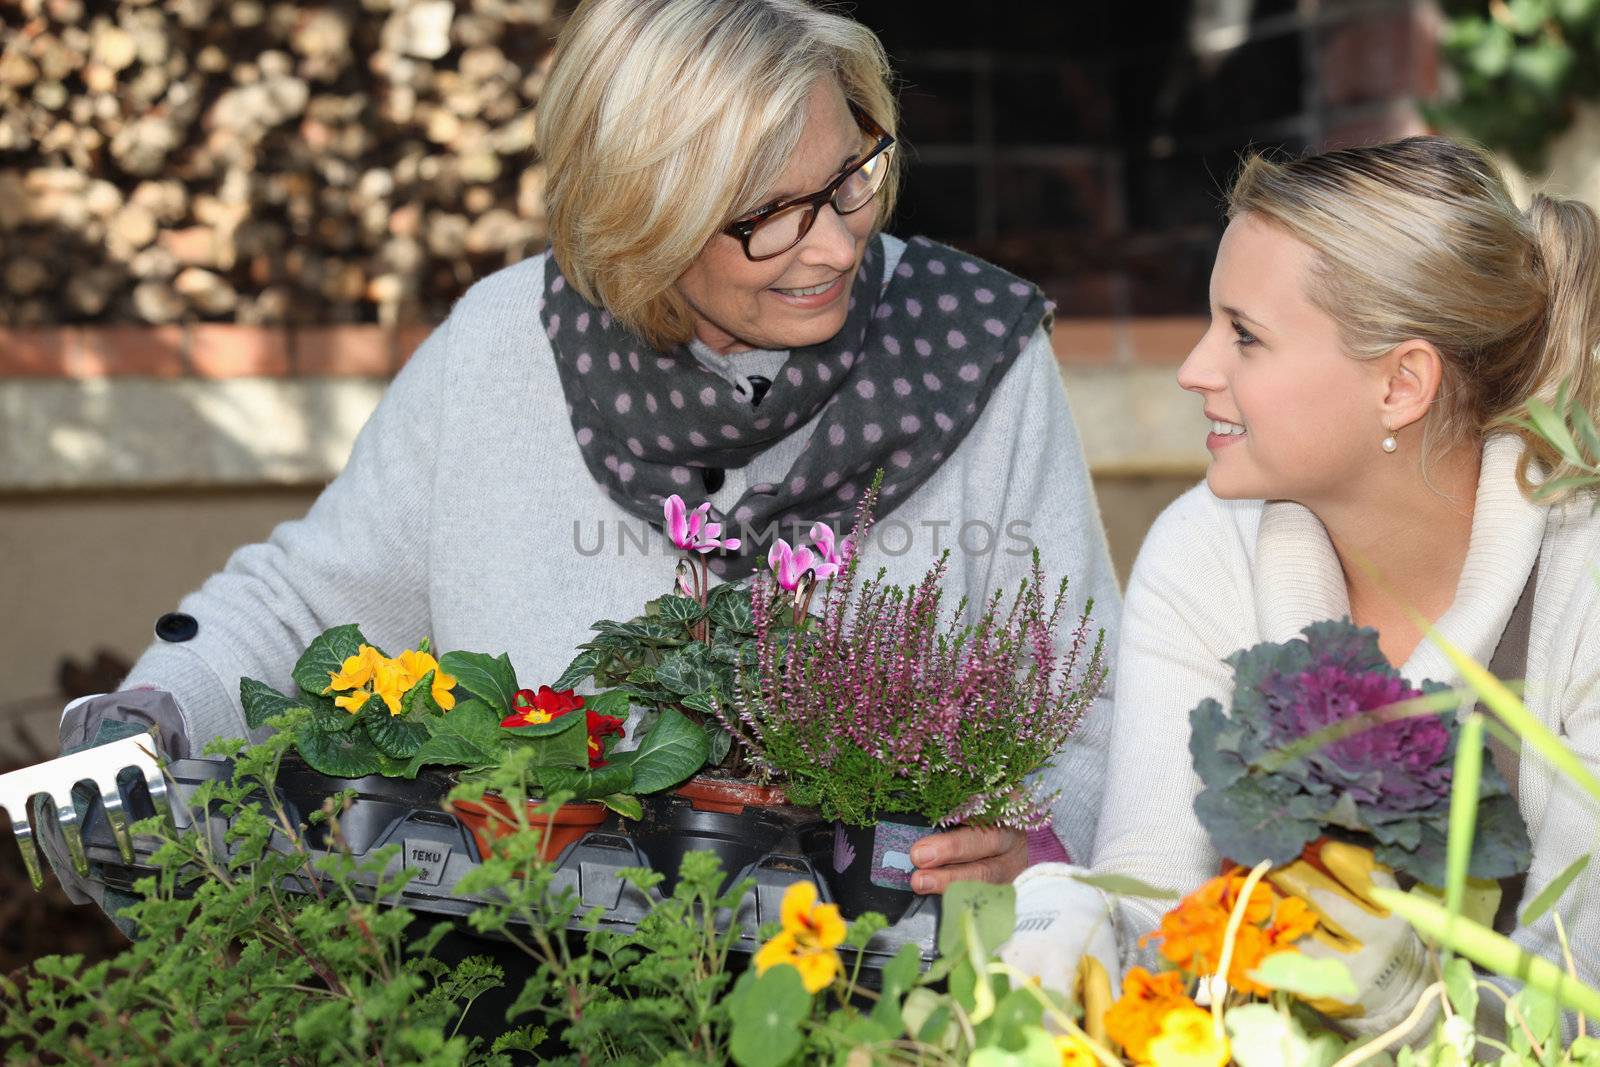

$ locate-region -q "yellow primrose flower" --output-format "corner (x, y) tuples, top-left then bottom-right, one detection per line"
(1143, 1006), (1229, 1067)
(327, 644), (384, 693)
(1055, 1034), (1100, 1066)
(334, 688), (372, 714)
(372, 657), (413, 716)
(396, 649), (457, 711)
(752, 881), (846, 993)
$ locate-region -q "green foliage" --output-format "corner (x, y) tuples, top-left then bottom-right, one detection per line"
(1431, 0), (1600, 169)
(241, 624), (704, 806)
(553, 582), (802, 774)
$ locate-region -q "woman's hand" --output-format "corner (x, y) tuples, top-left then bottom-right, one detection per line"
(907, 826), (1029, 893)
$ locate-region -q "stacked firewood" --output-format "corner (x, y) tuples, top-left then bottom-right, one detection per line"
(0, 0), (560, 327)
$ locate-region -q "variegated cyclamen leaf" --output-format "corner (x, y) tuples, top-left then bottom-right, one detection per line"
(552, 649), (603, 691)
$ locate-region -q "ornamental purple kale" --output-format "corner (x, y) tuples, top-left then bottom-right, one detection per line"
(1189, 620), (1530, 885)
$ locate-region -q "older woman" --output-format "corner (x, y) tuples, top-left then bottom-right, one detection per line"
(62, 0), (1121, 891)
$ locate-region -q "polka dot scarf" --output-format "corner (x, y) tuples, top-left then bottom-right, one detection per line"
(542, 234), (1052, 579)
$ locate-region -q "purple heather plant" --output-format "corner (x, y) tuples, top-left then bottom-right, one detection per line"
(1190, 619), (1531, 885)
(717, 480), (1108, 830)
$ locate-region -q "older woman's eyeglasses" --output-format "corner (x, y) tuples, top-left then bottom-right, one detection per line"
(723, 102), (896, 261)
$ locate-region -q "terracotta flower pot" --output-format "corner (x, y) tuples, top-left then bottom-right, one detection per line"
(672, 774), (789, 815)
(449, 794), (608, 863)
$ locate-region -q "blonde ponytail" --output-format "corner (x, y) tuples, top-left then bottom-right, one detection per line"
(1514, 195), (1600, 492)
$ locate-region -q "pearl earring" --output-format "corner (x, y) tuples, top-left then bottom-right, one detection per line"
(1381, 427), (1398, 453)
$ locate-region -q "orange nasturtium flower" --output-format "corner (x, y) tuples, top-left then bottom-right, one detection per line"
(327, 643), (457, 716)
(1143, 1005), (1230, 1067)
(1105, 967), (1199, 1062)
(752, 881), (847, 993)
(1141, 874), (1317, 997)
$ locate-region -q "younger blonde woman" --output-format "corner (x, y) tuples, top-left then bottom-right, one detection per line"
(1005, 137), (1600, 1045)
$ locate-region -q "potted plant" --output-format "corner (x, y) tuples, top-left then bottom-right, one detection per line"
(718, 481), (1109, 923)
(238, 624), (708, 861)
(1188, 619), (1533, 891)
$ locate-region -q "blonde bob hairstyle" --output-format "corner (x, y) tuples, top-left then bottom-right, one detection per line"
(1228, 136), (1600, 501)
(537, 0), (902, 351)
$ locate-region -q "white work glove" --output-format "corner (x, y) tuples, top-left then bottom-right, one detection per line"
(1000, 862), (1124, 1013)
(1269, 841), (1438, 1042)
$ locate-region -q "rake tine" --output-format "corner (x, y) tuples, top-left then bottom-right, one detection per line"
(6, 801), (46, 889)
(95, 773), (135, 864)
(36, 791), (88, 876)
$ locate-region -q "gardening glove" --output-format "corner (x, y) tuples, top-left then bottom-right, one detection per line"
(60, 689), (190, 761)
(1268, 841), (1436, 1040)
(999, 862), (1123, 1031)
(42, 689), (187, 907)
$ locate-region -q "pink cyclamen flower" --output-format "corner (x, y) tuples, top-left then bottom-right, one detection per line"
(767, 539), (816, 591)
(664, 494), (741, 553)
(807, 522), (852, 581)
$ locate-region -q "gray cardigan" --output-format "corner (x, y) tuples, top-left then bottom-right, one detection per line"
(122, 235), (1123, 861)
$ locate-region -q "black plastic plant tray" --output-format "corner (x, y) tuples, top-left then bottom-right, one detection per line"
(75, 756), (940, 968)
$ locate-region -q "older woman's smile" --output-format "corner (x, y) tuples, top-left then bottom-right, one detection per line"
(769, 273), (848, 308)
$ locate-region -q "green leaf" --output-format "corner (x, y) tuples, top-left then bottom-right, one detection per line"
(1445, 713), (1486, 944)
(240, 677), (308, 730)
(655, 594), (707, 624)
(438, 651), (519, 716)
(625, 707), (711, 794)
(1444, 956), (1479, 1022)
(401, 668), (441, 718)
(598, 793), (642, 819)
(534, 763), (633, 801)
(710, 591), (756, 634)
(552, 648), (603, 691)
(1246, 953), (1358, 1000)
(292, 623), (368, 696)
(654, 643), (721, 697)
(364, 698), (429, 759)
(872, 942), (923, 1030)
(939, 881), (1015, 961)
(392, 699), (503, 777)
(1373, 886), (1600, 1019)
(704, 722), (733, 767)
(1070, 871), (1180, 900)
(1224, 1003), (1340, 1067)
(967, 1027), (1060, 1067)
(586, 690), (633, 718)
(511, 713), (590, 769)
(296, 721), (384, 778)
(729, 965), (811, 1067)
(1520, 852), (1590, 926)
(1525, 397), (1586, 466)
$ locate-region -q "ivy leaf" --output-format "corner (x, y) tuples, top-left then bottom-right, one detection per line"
(240, 677), (308, 730)
(438, 651), (519, 716)
(292, 623), (368, 696)
(552, 648), (603, 692)
(625, 707), (710, 794)
(704, 723), (733, 768)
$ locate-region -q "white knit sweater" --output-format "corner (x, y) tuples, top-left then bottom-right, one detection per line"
(119, 235), (1124, 863)
(1092, 434), (1600, 1035)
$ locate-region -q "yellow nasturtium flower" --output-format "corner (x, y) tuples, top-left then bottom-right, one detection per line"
(1054, 1034), (1100, 1066)
(1143, 1006), (1229, 1067)
(327, 643), (458, 716)
(752, 881), (847, 993)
